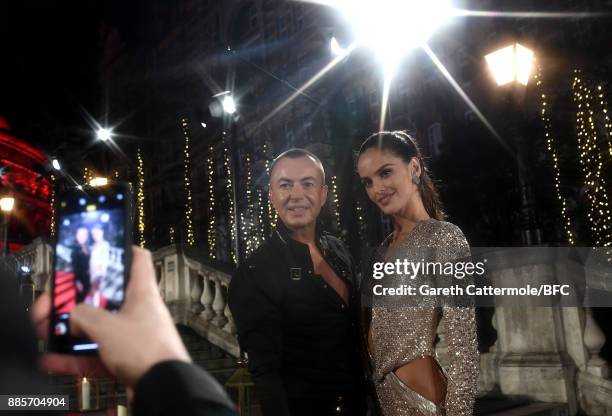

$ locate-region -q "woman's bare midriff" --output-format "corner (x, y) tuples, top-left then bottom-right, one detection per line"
(369, 329), (447, 405)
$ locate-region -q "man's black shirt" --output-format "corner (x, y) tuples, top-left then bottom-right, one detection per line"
(228, 223), (365, 416)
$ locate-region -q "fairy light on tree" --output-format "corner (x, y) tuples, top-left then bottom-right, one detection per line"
(50, 174), (56, 237)
(244, 154), (252, 253)
(257, 188), (267, 242)
(533, 68), (575, 244)
(572, 70), (612, 247)
(595, 84), (612, 157)
(265, 159), (278, 228)
(244, 153), (259, 255)
(331, 175), (342, 233)
(355, 196), (365, 241)
(181, 118), (195, 246)
(206, 145), (216, 260)
(83, 167), (94, 185)
(136, 147), (146, 247)
(223, 137), (237, 264)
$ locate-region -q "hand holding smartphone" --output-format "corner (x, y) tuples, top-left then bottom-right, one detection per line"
(48, 183), (132, 354)
(33, 247), (192, 392)
(37, 181), (191, 393)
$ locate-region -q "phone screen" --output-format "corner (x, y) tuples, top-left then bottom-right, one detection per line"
(50, 184), (131, 353)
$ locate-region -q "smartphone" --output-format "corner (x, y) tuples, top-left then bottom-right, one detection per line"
(48, 183), (132, 354)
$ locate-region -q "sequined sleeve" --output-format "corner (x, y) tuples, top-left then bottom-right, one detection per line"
(437, 223), (479, 416)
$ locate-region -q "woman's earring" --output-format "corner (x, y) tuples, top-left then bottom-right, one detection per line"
(412, 175), (421, 185)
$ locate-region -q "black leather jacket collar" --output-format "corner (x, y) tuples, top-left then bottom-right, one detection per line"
(271, 220), (353, 287)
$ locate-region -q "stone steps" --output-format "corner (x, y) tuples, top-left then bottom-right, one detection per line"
(476, 397), (567, 416)
(484, 403), (567, 416)
(178, 325), (237, 386)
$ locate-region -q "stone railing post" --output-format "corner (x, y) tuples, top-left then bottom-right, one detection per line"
(211, 277), (227, 327)
(190, 272), (203, 313)
(584, 307), (609, 378)
(223, 281), (236, 335)
(153, 257), (167, 300)
(488, 248), (578, 414)
(200, 274), (214, 321)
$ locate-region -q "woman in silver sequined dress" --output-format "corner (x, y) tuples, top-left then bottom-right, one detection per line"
(356, 131), (478, 416)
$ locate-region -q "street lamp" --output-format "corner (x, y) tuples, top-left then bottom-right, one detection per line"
(485, 43), (535, 86)
(89, 177), (108, 187)
(51, 158), (61, 171)
(222, 95), (237, 115)
(96, 128), (112, 142)
(0, 196), (15, 256)
(485, 43), (541, 245)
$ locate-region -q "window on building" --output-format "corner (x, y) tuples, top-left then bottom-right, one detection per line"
(277, 15), (289, 39)
(213, 13), (221, 41)
(303, 122), (313, 143)
(427, 122), (443, 160)
(285, 121), (295, 146)
(294, 4), (304, 31)
(248, 3), (258, 29)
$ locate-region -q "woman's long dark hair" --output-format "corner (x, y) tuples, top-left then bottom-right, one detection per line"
(357, 131), (445, 221)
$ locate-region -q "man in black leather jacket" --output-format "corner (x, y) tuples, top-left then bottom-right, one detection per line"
(229, 149), (366, 416)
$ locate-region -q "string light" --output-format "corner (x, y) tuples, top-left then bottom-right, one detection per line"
(533, 67), (575, 245)
(169, 226), (175, 245)
(331, 175), (342, 235)
(572, 70), (612, 247)
(83, 167), (93, 185)
(245, 153), (252, 254)
(113, 171), (120, 180)
(50, 174), (56, 237)
(181, 117), (195, 246)
(257, 188), (265, 242)
(206, 145), (216, 260)
(595, 84), (612, 157)
(223, 136), (237, 264)
(136, 147), (146, 247)
(244, 153), (262, 255)
(355, 196), (365, 241)
(265, 158), (277, 228)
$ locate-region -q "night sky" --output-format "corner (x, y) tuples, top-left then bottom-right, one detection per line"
(0, 1), (140, 154)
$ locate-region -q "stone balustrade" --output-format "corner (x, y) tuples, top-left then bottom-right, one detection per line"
(152, 244), (239, 357)
(475, 247), (612, 415)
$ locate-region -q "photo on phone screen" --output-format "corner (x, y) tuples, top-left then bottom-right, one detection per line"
(50, 183), (131, 353)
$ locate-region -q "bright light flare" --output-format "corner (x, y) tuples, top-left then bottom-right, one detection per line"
(89, 177), (108, 187)
(423, 44), (506, 147)
(96, 128), (112, 141)
(485, 43), (534, 86)
(334, 0), (453, 78)
(222, 96), (237, 115)
(51, 158), (61, 170)
(330, 37), (349, 58)
(0, 197), (15, 212)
